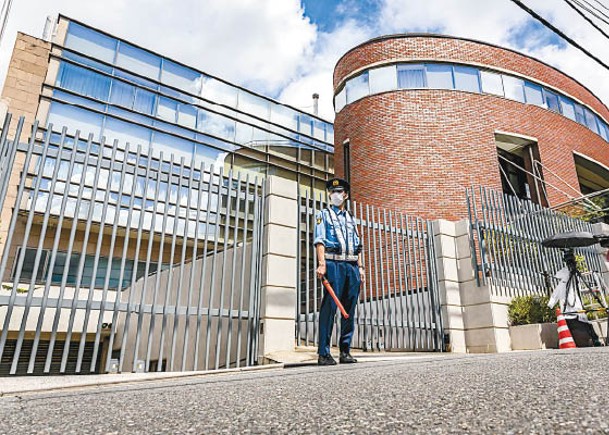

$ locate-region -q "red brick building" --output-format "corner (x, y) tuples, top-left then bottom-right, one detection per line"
(332, 34), (609, 221)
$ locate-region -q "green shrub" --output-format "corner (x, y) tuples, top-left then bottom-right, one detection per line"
(508, 296), (556, 326)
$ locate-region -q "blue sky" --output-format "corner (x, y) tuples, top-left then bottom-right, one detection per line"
(0, 0), (608, 120)
(302, 0), (382, 31)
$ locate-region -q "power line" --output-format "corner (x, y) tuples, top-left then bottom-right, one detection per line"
(571, 0), (609, 27)
(563, 0), (609, 41)
(508, 0), (609, 72)
(578, 0), (609, 23)
(590, 0), (609, 14)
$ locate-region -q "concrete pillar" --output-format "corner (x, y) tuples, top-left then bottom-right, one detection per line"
(258, 175), (298, 361)
(432, 219), (466, 352)
(434, 219), (511, 353)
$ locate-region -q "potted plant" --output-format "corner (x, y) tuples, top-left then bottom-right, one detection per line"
(508, 295), (558, 350)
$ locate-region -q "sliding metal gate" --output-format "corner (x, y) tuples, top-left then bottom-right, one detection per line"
(466, 186), (605, 297)
(0, 115), (264, 375)
(297, 191), (444, 352)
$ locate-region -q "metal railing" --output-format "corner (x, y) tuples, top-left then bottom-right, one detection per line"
(297, 191), (444, 352)
(0, 116), (265, 375)
(466, 186), (605, 297)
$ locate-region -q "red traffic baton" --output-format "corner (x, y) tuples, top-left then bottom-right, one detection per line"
(320, 275), (349, 319)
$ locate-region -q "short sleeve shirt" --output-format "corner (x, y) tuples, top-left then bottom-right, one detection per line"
(313, 206), (360, 253)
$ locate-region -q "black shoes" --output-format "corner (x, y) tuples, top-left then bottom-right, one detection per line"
(318, 355), (337, 366)
(339, 351), (357, 364)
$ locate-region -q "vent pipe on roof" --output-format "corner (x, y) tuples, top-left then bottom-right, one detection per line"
(312, 93), (319, 116)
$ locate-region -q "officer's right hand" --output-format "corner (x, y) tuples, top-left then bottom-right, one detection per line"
(316, 263), (326, 279)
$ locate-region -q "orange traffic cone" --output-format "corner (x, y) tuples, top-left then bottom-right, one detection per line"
(556, 308), (576, 349)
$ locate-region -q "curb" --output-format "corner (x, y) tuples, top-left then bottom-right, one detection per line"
(0, 363), (285, 398)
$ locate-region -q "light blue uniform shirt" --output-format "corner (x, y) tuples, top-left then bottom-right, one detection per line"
(313, 206), (360, 254)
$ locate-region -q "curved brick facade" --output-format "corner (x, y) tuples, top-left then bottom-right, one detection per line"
(333, 35), (609, 221)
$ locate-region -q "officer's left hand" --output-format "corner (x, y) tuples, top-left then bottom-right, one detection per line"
(359, 268), (366, 284)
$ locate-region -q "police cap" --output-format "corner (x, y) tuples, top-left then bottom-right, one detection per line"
(326, 177), (350, 193)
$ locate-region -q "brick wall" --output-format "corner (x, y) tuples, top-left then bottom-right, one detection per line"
(334, 35), (609, 120)
(333, 36), (609, 221)
(1, 32), (51, 138)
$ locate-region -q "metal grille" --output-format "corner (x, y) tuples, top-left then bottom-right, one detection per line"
(0, 115), (264, 375)
(297, 191), (444, 352)
(466, 186), (605, 297)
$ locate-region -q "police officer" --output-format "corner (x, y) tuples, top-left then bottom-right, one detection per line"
(314, 177), (365, 365)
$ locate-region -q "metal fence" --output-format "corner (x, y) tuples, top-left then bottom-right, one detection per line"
(297, 191), (444, 352)
(466, 186), (605, 297)
(0, 115), (265, 375)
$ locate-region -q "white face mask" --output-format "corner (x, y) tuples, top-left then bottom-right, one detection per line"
(329, 192), (345, 207)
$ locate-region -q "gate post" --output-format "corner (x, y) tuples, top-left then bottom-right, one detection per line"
(432, 219), (467, 352)
(258, 175), (298, 362)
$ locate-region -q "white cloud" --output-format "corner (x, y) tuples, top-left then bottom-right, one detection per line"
(279, 19), (374, 120)
(1, 0), (608, 125)
(376, 0), (609, 113)
(0, 0), (316, 98)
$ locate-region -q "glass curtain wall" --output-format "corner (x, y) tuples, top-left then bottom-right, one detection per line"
(48, 19), (334, 195)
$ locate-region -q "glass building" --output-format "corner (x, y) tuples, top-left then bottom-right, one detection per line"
(41, 16), (334, 196)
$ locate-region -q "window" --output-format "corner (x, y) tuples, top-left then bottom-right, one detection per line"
(197, 109), (236, 142)
(334, 87), (347, 112)
(369, 65), (397, 94)
(103, 117), (152, 151)
(543, 89), (560, 113)
(12, 248), (48, 282)
(453, 66), (480, 92)
(110, 79), (135, 108)
(200, 76), (238, 108)
(161, 60), (201, 95)
(480, 71), (504, 96)
(425, 64), (453, 89)
(238, 91), (270, 120)
(584, 108), (600, 134)
(134, 88), (156, 115)
(574, 103), (586, 124)
(502, 76), (525, 102)
(58, 63), (111, 102)
(345, 72), (369, 103)
(235, 121), (254, 145)
(270, 103), (298, 131)
(157, 97), (178, 123)
(598, 118), (609, 142)
(559, 96), (576, 121)
(65, 22), (117, 65)
(194, 143), (227, 167)
(397, 65), (425, 88)
(524, 82), (544, 106)
(298, 114), (313, 136)
(177, 104), (197, 129)
(116, 42), (161, 80)
(47, 102), (103, 140)
(151, 131), (194, 162)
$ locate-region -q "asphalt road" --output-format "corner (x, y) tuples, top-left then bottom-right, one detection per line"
(1, 348), (609, 434)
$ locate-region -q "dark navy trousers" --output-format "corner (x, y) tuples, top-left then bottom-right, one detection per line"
(318, 260), (361, 357)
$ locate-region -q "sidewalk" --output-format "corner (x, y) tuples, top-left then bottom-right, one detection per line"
(267, 346), (448, 367)
(0, 348), (449, 397)
(0, 363), (284, 397)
